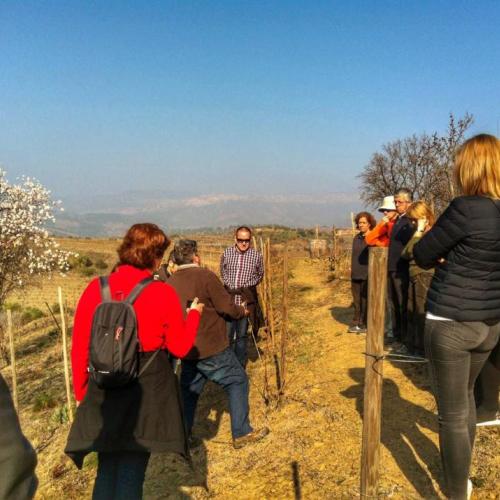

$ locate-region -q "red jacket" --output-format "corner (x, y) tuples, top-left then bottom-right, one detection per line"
(365, 219), (395, 247)
(71, 265), (200, 402)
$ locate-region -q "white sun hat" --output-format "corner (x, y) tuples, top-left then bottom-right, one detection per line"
(378, 195), (396, 212)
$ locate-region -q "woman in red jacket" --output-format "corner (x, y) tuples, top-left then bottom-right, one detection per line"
(65, 223), (203, 500)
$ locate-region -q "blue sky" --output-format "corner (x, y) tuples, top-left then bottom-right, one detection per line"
(1, 0), (499, 199)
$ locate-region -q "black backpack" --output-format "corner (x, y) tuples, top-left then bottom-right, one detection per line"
(88, 276), (159, 389)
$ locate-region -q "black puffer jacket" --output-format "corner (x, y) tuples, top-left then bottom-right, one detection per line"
(413, 195), (500, 321)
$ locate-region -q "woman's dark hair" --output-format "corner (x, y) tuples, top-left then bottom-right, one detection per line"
(355, 211), (376, 230)
(117, 223), (170, 270)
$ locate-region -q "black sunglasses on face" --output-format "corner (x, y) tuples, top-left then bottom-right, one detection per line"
(237, 239), (250, 244)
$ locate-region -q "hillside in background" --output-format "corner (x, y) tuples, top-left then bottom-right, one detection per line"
(52, 190), (362, 236)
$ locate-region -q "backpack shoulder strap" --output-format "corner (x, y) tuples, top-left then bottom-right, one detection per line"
(125, 276), (154, 305)
(99, 276), (112, 302)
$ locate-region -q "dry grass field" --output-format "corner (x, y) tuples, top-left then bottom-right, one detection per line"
(1, 237), (498, 499)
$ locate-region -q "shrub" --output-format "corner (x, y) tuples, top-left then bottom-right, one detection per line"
(33, 391), (58, 412)
(94, 258), (108, 270)
(80, 267), (95, 277)
(2, 302), (22, 312)
(20, 307), (45, 325)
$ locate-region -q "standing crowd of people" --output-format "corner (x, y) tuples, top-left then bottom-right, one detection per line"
(1, 135), (498, 500)
(350, 134), (500, 500)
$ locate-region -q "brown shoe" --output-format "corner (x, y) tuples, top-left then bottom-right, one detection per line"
(233, 427), (269, 449)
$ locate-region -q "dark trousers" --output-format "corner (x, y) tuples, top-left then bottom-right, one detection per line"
(407, 273), (432, 355)
(351, 279), (368, 327)
(93, 451), (150, 500)
(388, 271), (409, 343)
(180, 348), (253, 439)
(425, 319), (500, 500)
(475, 341), (500, 413)
(226, 317), (249, 368)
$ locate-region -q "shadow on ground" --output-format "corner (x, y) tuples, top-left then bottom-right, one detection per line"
(341, 367), (443, 498)
(329, 305), (353, 327)
(144, 380), (228, 498)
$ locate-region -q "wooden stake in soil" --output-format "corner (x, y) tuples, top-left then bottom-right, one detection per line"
(265, 238), (276, 347)
(360, 247), (388, 499)
(7, 309), (19, 411)
(279, 245), (289, 395)
(58, 286), (74, 422)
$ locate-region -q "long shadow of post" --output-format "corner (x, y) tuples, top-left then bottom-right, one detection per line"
(341, 367), (442, 498)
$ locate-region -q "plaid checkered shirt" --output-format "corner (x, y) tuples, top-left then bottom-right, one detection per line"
(220, 246), (264, 305)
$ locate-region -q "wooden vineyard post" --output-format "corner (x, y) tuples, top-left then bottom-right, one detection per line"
(58, 287), (74, 423)
(254, 237), (267, 334)
(279, 245), (288, 396)
(259, 237), (268, 325)
(7, 309), (18, 410)
(360, 247), (388, 498)
(265, 238), (276, 347)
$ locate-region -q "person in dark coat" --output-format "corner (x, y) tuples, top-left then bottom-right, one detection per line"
(388, 188), (416, 349)
(0, 373), (37, 500)
(413, 134), (500, 500)
(348, 211), (376, 333)
(65, 223), (203, 500)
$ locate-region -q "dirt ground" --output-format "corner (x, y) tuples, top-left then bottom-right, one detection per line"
(3, 256), (499, 499)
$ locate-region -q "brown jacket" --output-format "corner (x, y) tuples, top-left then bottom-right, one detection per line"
(167, 265), (245, 360)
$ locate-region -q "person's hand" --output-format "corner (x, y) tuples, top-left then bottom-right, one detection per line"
(417, 218), (428, 232)
(189, 297), (204, 315)
(242, 301), (250, 317)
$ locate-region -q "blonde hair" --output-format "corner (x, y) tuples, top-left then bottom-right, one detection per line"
(406, 201), (435, 226)
(454, 134), (500, 198)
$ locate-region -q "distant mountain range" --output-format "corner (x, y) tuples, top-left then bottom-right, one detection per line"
(51, 190), (363, 236)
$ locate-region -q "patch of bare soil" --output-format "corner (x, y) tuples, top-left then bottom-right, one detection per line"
(4, 257), (498, 498)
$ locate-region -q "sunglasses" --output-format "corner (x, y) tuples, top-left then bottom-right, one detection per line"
(237, 239), (251, 244)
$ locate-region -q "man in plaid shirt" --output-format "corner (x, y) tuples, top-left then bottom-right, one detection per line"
(220, 226), (264, 368)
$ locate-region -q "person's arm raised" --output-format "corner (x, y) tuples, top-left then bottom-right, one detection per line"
(413, 198), (468, 269)
(206, 273), (246, 319)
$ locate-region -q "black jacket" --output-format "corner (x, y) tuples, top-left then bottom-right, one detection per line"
(0, 374), (37, 499)
(65, 351), (189, 468)
(388, 215), (415, 273)
(413, 195), (500, 322)
(351, 233), (369, 280)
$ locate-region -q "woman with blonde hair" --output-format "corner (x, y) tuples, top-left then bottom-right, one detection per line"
(401, 200), (435, 356)
(414, 134), (500, 499)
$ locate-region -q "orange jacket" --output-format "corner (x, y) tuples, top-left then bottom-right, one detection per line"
(365, 219), (395, 247)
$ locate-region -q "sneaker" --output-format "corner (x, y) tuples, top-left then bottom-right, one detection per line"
(348, 325), (366, 334)
(467, 479), (473, 500)
(233, 427), (269, 449)
(476, 409), (500, 427)
(388, 343), (414, 356)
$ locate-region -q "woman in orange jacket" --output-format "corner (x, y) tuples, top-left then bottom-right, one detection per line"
(365, 195), (398, 247)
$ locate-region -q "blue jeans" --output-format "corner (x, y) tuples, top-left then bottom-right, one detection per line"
(180, 348), (252, 439)
(425, 319), (500, 500)
(93, 451), (150, 500)
(226, 317), (249, 368)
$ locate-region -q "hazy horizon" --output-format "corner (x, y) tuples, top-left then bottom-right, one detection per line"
(1, 1), (499, 203)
